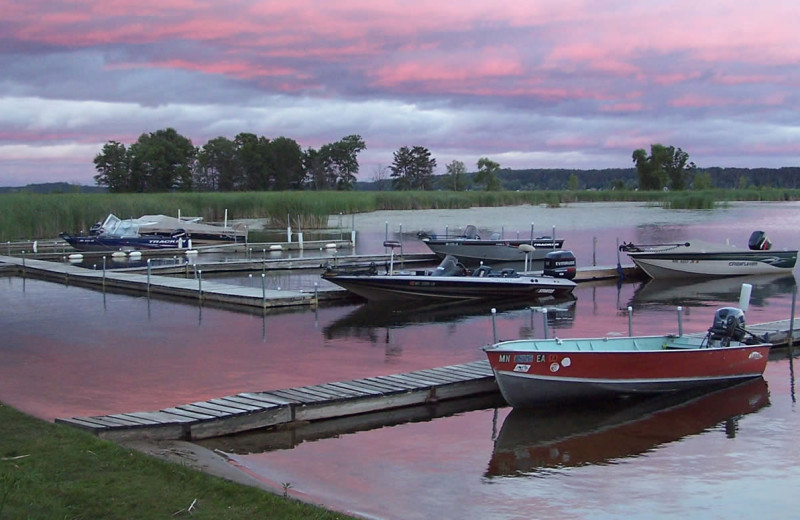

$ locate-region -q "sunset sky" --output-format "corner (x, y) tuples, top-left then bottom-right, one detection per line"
(2, 0), (799, 187)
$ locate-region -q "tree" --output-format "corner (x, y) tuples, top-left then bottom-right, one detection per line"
(234, 133), (271, 191)
(305, 135), (366, 190)
(93, 141), (130, 192)
(195, 136), (239, 191)
(474, 157), (502, 191)
(567, 173), (579, 191)
(128, 128), (196, 192)
(268, 136), (305, 190)
(693, 171), (713, 190)
(443, 160), (468, 191)
(390, 146), (437, 190)
(632, 144), (695, 191)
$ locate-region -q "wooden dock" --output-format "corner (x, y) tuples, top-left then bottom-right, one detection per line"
(0, 253), (639, 312)
(55, 361), (498, 442)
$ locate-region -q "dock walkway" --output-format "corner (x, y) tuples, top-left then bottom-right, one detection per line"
(55, 361), (498, 442)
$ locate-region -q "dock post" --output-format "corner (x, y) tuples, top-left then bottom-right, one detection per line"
(261, 273), (266, 306)
(491, 308), (497, 343)
(542, 308), (549, 339)
(677, 306), (683, 336)
(102, 256), (106, 290)
(299, 232), (304, 250)
(593, 236), (597, 266)
(628, 306), (633, 336)
(789, 285), (797, 356)
(313, 282), (319, 307)
(146, 259), (151, 297)
(198, 270), (203, 302)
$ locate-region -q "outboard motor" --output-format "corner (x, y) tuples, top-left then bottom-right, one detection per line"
(707, 307), (747, 345)
(748, 230), (772, 250)
(432, 255), (466, 277)
(544, 250), (577, 279)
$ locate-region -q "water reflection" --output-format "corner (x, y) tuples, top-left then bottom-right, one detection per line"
(197, 394), (507, 455)
(627, 274), (797, 310)
(323, 294), (577, 340)
(485, 377), (770, 478)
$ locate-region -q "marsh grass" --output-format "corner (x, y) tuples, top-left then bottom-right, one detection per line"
(0, 402), (355, 520)
(2, 189), (799, 242)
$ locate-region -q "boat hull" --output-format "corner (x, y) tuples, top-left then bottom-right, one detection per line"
(483, 335), (769, 408)
(61, 234), (186, 252)
(322, 273), (576, 302)
(423, 238), (564, 263)
(626, 250), (797, 278)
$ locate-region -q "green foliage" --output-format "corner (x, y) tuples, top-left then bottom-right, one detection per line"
(0, 402), (355, 519)
(632, 144), (696, 191)
(4, 189), (800, 242)
(692, 171), (714, 190)
(390, 146), (437, 190)
(95, 130), (365, 193)
(474, 158), (502, 191)
(441, 160), (468, 191)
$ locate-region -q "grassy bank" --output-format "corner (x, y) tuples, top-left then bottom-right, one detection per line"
(0, 402), (357, 520)
(2, 188), (799, 242)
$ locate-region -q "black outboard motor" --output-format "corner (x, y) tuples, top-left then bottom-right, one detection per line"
(544, 250), (577, 279)
(707, 307), (747, 345)
(432, 255), (466, 277)
(748, 231), (772, 250)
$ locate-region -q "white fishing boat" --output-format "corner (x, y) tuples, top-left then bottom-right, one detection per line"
(619, 231), (797, 279)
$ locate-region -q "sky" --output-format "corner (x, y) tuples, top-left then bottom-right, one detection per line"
(2, 0), (800, 187)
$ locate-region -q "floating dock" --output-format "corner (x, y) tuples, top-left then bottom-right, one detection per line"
(55, 361), (498, 442)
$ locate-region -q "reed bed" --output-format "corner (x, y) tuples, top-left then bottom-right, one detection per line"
(1, 189), (799, 242)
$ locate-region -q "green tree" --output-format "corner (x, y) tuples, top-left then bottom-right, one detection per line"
(93, 141), (130, 192)
(195, 136), (239, 191)
(567, 173), (579, 191)
(268, 136), (306, 190)
(693, 171), (714, 190)
(390, 146), (437, 190)
(128, 128), (196, 192)
(234, 133), (271, 191)
(443, 160), (468, 191)
(319, 135), (366, 190)
(632, 144), (695, 191)
(474, 157), (501, 191)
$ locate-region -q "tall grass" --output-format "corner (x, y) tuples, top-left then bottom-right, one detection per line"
(2, 189), (799, 241)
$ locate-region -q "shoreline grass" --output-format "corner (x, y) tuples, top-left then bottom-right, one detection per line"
(1, 189), (799, 242)
(0, 402), (358, 520)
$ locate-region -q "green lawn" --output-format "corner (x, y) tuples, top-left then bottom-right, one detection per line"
(0, 402), (358, 520)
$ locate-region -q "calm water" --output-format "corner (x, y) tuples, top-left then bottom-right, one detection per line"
(2, 201), (800, 520)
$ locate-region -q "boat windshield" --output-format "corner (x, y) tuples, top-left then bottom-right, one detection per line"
(100, 214), (140, 237)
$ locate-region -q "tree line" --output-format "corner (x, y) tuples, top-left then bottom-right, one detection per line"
(93, 129), (799, 192)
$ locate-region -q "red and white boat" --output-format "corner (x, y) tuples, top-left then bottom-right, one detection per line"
(483, 306), (771, 408)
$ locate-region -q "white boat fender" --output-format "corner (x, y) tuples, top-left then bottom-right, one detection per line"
(270, 244), (283, 251)
(325, 243), (337, 249)
(185, 249), (198, 256)
(111, 251), (127, 258)
(68, 253), (83, 262)
(129, 251), (142, 259)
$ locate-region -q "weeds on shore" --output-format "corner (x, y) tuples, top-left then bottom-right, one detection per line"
(2, 188), (798, 242)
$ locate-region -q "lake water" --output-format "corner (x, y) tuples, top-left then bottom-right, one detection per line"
(2, 201), (800, 520)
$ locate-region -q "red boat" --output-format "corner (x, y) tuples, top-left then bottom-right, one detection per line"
(483, 306), (771, 408)
(486, 377), (770, 477)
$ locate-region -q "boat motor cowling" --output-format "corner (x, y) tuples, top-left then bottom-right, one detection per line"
(748, 230), (772, 250)
(709, 307), (747, 342)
